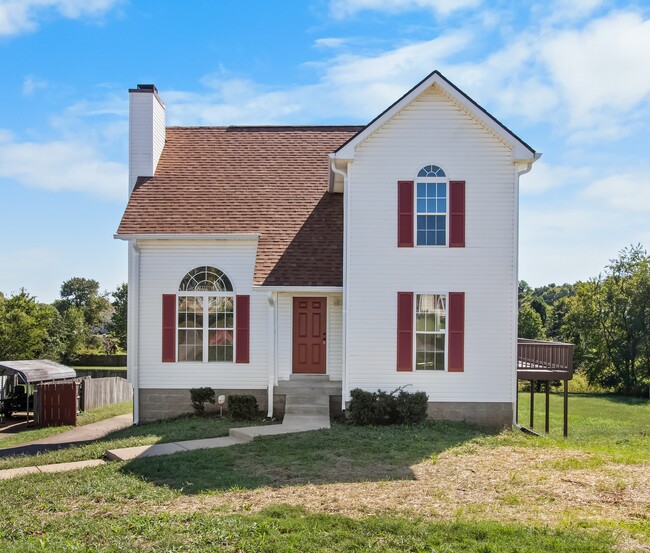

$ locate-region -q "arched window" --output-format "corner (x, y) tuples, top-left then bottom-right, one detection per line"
(416, 164), (448, 246)
(179, 266), (233, 292)
(177, 266), (234, 362)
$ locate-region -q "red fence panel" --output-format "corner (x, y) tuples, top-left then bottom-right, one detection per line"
(37, 381), (78, 427)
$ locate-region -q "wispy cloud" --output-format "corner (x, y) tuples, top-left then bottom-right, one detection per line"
(22, 75), (48, 96)
(329, 0), (481, 18)
(583, 173), (650, 213)
(0, 130), (126, 200)
(0, 0), (122, 37)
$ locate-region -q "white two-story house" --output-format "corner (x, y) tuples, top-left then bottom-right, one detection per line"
(116, 70), (539, 427)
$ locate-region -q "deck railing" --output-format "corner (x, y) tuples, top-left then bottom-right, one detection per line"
(517, 338), (575, 373)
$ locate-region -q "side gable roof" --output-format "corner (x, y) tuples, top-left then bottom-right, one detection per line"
(117, 126), (362, 287)
(333, 70), (536, 162)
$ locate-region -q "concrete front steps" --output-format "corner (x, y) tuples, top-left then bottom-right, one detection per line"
(276, 375), (342, 417)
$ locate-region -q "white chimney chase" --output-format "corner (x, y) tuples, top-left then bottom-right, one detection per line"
(128, 84), (165, 194)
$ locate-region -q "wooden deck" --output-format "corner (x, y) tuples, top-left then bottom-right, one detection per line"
(516, 338), (576, 437)
(517, 338), (574, 380)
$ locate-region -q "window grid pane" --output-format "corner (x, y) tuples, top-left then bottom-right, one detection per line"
(416, 179), (447, 246)
(208, 297), (234, 362)
(178, 294), (234, 362)
(415, 294), (446, 371)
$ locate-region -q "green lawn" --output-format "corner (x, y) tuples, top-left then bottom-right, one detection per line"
(0, 393), (647, 551)
(507, 392), (650, 463)
(0, 413), (273, 469)
(0, 401), (133, 449)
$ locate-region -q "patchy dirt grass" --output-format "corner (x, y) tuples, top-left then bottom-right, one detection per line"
(158, 446), (649, 532)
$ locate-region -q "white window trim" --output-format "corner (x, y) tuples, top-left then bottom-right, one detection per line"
(412, 292), (448, 372)
(176, 291), (236, 364)
(414, 167), (449, 248)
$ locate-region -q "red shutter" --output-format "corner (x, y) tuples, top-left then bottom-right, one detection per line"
(397, 181), (414, 247)
(449, 180), (465, 248)
(162, 294), (176, 363)
(397, 292), (414, 371)
(448, 292), (465, 372)
(236, 295), (250, 364)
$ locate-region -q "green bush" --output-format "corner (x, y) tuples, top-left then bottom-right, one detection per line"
(228, 394), (259, 421)
(395, 390), (428, 423)
(189, 387), (215, 415)
(348, 387), (428, 425)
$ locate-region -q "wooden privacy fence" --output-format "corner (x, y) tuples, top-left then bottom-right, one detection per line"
(36, 381), (78, 427)
(80, 377), (132, 411)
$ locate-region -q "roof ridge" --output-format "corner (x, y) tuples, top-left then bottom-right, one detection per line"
(166, 125), (366, 130)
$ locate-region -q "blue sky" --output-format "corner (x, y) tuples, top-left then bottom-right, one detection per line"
(1, 0), (649, 303)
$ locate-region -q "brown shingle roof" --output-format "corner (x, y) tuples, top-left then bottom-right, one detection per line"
(117, 126), (362, 286)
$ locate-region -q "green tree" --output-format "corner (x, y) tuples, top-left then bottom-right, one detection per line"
(59, 306), (90, 362)
(107, 283), (127, 351)
(55, 277), (111, 329)
(518, 304), (545, 339)
(568, 245), (650, 395)
(0, 290), (63, 360)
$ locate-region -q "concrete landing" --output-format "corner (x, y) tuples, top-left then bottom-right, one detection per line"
(0, 459), (105, 480)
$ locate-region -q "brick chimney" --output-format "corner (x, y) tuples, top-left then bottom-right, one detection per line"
(128, 84), (165, 194)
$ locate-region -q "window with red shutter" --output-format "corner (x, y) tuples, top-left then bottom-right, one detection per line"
(397, 292), (414, 371)
(162, 294), (176, 362)
(397, 181), (414, 247)
(449, 181), (466, 248)
(448, 292), (465, 372)
(235, 295), (250, 364)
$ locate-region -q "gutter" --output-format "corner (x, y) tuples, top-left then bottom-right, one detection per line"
(114, 233), (260, 241)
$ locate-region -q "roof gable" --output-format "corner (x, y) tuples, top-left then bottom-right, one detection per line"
(333, 70), (536, 162)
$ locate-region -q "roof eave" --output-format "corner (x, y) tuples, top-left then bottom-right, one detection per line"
(114, 233), (261, 241)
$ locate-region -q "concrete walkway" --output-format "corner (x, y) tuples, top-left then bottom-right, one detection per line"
(0, 414), (329, 479)
(0, 459), (106, 480)
(106, 414), (330, 461)
(0, 413), (133, 458)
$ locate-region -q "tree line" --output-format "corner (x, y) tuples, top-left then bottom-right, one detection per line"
(519, 244), (650, 396)
(0, 278), (127, 364)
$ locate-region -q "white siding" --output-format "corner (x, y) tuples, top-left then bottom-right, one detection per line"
(136, 239), (269, 390)
(129, 91), (165, 193)
(345, 85), (517, 403)
(276, 293), (343, 381)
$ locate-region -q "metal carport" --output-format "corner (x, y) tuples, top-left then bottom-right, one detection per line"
(0, 360), (77, 424)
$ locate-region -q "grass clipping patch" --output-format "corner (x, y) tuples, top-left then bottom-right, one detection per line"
(172, 446), (649, 529)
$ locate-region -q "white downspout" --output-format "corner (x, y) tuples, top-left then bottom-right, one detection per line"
(512, 153), (541, 426)
(266, 291), (276, 418)
(128, 240), (141, 425)
(330, 159), (349, 411)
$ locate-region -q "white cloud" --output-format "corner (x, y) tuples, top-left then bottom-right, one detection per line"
(314, 37), (348, 48)
(583, 173), (650, 212)
(330, 0), (481, 18)
(0, 131), (126, 200)
(520, 162), (592, 195)
(22, 75), (48, 96)
(540, 12), (650, 126)
(165, 32), (472, 126)
(0, 0), (122, 37)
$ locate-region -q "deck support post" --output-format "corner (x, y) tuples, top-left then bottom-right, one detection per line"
(515, 380), (519, 424)
(545, 381), (550, 434)
(563, 379), (568, 437)
(529, 380), (534, 428)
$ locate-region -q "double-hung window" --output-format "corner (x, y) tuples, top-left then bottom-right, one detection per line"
(177, 266), (234, 362)
(415, 293), (446, 370)
(416, 165), (447, 246)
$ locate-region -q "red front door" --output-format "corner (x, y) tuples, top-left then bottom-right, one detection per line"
(292, 297), (327, 374)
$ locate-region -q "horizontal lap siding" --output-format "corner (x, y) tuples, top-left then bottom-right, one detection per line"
(346, 86), (516, 403)
(137, 240), (268, 389)
(277, 293), (343, 381)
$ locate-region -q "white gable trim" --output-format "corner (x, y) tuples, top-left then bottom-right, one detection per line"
(332, 70), (537, 163)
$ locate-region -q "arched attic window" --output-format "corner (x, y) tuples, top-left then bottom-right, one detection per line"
(179, 266), (233, 292)
(177, 266), (234, 362)
(416, 164), (448, 246)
